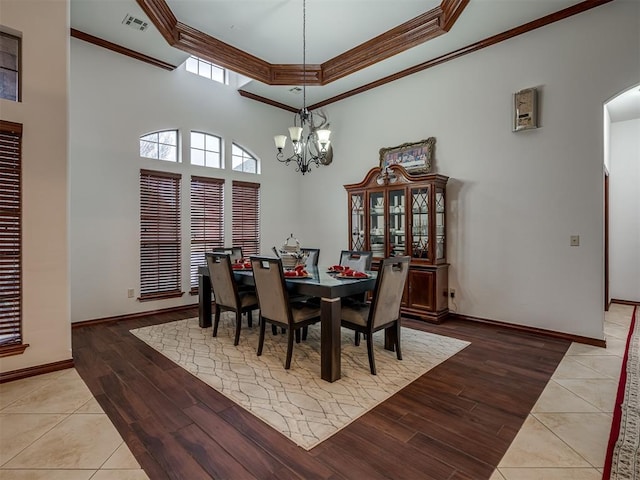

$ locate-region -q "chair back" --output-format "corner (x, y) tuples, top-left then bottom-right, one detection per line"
(339, 250), (372, 271)
(301, 248), (320, 267)
(250, 256), (291, 324)
(205, 253), (239, 309)
(213, 246), (243, 262)
(368, 256), (410, 330)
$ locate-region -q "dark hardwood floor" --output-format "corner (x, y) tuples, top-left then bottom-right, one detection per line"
(72, 308), (570, 480)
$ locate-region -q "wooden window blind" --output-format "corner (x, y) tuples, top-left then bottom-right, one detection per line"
(140, 169), (183, 301)
(190, 176), (224, 292)
(0, 120), (27, 356)
(232, 181), (260, 256)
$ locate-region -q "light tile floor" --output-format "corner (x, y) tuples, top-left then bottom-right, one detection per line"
(0, 368), (149, 480)
(0, 304), (633, 480)
(491, 303), (634, 480)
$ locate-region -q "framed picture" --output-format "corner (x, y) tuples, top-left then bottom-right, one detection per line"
(379, 137), (435, 174)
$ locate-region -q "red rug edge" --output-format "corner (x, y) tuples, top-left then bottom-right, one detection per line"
(602, 305), (638, 480)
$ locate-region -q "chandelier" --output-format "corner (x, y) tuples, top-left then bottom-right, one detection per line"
(274, 0), (332, 175)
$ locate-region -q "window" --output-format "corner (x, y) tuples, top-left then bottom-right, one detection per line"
(139, 170), (183, 300)
(0, 120), (27, 356)
(0, 32), (20, 102)
(190, 176), (224, 292)
(140, 130), (178, 162)
(191, 131), (222, 168)
(185, 56), (227, 84)
(232, 143), (259, 174)
(232, 181), (260, 256)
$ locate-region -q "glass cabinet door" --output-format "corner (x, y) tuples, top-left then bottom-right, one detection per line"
(350, 193), (365, 251)
(369, 191), (385, 258)
(411, 187), (429, 260)
(388, 188), (406, 256)
(435, 188), (445, 260)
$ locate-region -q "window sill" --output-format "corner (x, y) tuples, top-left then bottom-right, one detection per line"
(0, 343), (30, 358)
(138, 291), (184, 302)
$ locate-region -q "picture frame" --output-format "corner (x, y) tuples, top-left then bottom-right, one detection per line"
(379, 137), (435, 174)
(513, 87), (538, 131)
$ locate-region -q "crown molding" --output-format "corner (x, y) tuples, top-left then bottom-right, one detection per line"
(136, 0), (469, 86)
(70, 28), (177, 71)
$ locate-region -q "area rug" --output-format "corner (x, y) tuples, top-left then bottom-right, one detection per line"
(603, 305), (639, 480)
(130, 315), (469, 450)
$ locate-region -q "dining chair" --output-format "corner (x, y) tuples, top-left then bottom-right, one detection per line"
(250, 256), (321, 369)
(213, 246), (243, 263)
(339, 250), (373, 271)
(205, 252), (259, 346)
(301, 248), (320, 267)
(339, 250), (374, 305)
(340, 256), (410, 375)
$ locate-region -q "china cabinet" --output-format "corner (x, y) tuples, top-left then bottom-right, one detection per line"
(344, 164), (449, 323)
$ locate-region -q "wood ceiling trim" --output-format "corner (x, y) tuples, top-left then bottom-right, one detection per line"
(136, 0), (469, 86)
(175, 22), (272, 81)
(307, 0), (614, 111)
(237, 91), (299, 114)
(70, 28), (177, 71)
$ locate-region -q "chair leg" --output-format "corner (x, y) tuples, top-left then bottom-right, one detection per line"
(366, 331), (376, 375)
(213, 306), (221, 337)
(285, 327), (295, 369)
(234, 311), (242, 346)
(302, 326), (308, 341)
(354, 332), (360, 346)
(272, 324), (278, 335)
(257, 316), (266, 356)
(247, 310), (253, 328)
(295, 329), (301, 343)
(395, 321), (402, 361)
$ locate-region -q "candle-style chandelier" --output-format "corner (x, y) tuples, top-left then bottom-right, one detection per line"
(273, 0), (332, 175)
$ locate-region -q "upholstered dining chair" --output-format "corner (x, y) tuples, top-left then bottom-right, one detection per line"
(339, 250), (373, 271)
(301, 248), (320, 267)
(213, 246), (243, 263)
(339, 250), (373, 305)
(340, 256), (410, 375)
(250, 256), (321, 369)
(205, 252), (259, 346)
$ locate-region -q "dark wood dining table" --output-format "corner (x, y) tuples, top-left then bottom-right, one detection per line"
(198, 264), (377, 382)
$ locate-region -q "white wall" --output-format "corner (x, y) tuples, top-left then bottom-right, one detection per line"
(69, 2), (639, 341)
(0, 0), (71, 373)
(609, 118), (640, 302)
(69, 39), (298, 322)
(293, 1), (640, 340)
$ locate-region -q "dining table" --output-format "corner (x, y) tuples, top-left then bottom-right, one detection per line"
(198, 264), (379, 382)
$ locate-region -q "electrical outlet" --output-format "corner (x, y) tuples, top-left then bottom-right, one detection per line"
(127, 288), (135, 298)
(449, 289), (456, 299)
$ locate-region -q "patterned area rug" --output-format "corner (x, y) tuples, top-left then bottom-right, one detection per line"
(604, 306), (639, 480)
(130, 316), (469, 450)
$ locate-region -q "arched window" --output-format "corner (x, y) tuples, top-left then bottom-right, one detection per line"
(140, 130), (178, 162)
(231, 143), (259, 174)
(191, 131), (222, 168)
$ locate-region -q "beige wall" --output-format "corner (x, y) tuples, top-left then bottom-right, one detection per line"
(0, 0), (71, 373)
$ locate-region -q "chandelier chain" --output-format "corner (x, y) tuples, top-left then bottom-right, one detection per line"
(302, 0), (306, 110)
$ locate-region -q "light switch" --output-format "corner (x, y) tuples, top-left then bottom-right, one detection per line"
(570, 235), (580, 246)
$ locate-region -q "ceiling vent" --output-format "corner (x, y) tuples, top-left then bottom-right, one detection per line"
(122, 14), (149, 32)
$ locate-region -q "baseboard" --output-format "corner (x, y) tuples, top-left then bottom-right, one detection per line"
(450, 313), (607, 348)
(72, 304), (198, 328)
(611, 299), (640, 306)
(0, 358), (74, 384)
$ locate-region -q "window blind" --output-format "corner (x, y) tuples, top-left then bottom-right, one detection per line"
(190, 176), (224, 292)
(232, 181), (260, 256)
(0, 121), (23, 351)
(140, 169), (182, 300)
